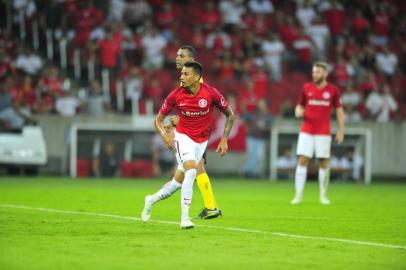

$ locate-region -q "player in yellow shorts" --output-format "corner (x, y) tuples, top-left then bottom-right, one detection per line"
(170, 45), (221, 219)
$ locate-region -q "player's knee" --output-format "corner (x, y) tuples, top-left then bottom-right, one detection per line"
(196, 160), (206, 174)
(183, 160), (197, 171)
(298, 156), (310, 167)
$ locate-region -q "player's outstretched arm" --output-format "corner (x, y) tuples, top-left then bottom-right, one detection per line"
(335, 107), (345, 144)
(295, 105), (305, 118)
(155, 111), (175, 151)
(216, 106), (235, 157)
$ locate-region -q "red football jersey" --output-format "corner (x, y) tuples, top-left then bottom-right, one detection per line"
(160, 82), (229, 143)
(297, 82), (342, 135)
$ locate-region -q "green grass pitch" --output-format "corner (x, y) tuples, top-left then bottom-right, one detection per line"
(0, 177), (405, 270)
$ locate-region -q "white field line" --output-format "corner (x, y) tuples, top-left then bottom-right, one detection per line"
(1, 203), (405, 251)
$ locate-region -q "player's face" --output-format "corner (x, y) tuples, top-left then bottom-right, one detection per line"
(176, 49), (194, 70)
(312, 66), (327, 84)
(180, 67), (199, 88)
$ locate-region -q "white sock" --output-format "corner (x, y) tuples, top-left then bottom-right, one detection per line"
(181, 168), (197, 220)
(319, 168), (330, 197)
(150, 179), (181, 204)
(294, 165), (307, 196)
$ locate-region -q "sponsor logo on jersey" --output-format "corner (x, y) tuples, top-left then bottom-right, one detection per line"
(308, 99), (330, 106)
(199, 99), (207, 108)
(181, 108), (210, 116)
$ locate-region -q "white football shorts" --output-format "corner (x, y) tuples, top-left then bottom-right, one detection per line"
(296, 132), (332, 159)
(174, 131), (208, 172)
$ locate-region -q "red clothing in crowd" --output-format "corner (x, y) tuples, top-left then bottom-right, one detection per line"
(323, 8), (345, 36)
(98, 33), (122, 68)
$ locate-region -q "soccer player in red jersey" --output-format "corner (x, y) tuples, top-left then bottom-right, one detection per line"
(171, 45), (224, 219)
(291, 62), (345, 205)
(141, 61), (234, 229)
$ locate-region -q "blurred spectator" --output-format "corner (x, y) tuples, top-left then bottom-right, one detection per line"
(69, 0), (104, 47)
(89, 24), (122, 74)
(358, 45), (376, 72)
(262, 33), (285, 81)
(15, 46), (43, 76)
(198, 2), (222, 32)
(92, 141), (121, 178)
(248, 0), (274, 15)
(341, 83), (361, 108)
(344, 104), (362, 123)
(372, 4), (390, 47)
(85, 79), (110, 116)
(15, 75), (37, 111)
(13, 0), (37, 20)
(306, 15), (329, 60)
(206, 26), (232, 54)
(296, 0), (316, 28)
(238, 79), (259, 114)
(190, 26), (206, 49)
(292, 28), (314, 73)
(55, 90), (81, 117)
(276, 147), (296, 179)
(278, 16), (299, 49)
(156, 2), (176, 31)
(357, 71), (377, 98)
(109, 0), (126, 22)
(339, 149), (364, 181)
(0, 84), (34, 132)
(279, 99), (295, 118)
(124, 66), (144, 111)
(320, 0), (345, 44)
(375, 46), (398, 82)
(242, 99), (272, 178)
(0, 48), (14, 83)
(219, 0), (246, 32)
(366, 84), (398, 122)
(212, 50), (241, 82)
(124, 0), (152, 31)
(331, 55), (354, 87)
(141, 26), (167, 69)
(350, 10), (370, 44)
(38, 66), (64, 97)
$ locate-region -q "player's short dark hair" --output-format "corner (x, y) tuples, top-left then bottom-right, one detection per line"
(180, 45), (196, 57)
(313, 61), (328, 71)
(183, 61), (203, 77)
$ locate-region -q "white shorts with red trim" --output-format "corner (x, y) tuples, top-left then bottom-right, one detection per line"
(174, 131), (208, 172)
(296, 132), (332, 159)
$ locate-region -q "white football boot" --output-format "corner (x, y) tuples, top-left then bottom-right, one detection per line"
(180, 217), (195, 229)
(141, 195), (153, 222)
(320, 194), (331, 205)
(290, 193), (303, 205)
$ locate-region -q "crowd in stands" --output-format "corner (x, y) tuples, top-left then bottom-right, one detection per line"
(0, 0), (405, 132)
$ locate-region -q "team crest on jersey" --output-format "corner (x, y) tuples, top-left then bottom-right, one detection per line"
(323, 92), (330, 99)
(221, 97), (226, 106)
(199, 99), (208, 108)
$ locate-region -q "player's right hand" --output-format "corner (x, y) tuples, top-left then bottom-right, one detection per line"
(162, 133), (175, 151)
(295, 106), (304, 118)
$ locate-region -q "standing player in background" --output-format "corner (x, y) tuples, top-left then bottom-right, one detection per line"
(141, 61), (234, 228)
(291, 62), (345, 205)
(170, 45), (223, 219)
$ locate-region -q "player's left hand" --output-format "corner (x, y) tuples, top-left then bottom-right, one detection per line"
(216, 138), (228, 157)
(335, 129), (344, 144)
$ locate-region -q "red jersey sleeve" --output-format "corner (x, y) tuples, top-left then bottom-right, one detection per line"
(160, 89), (177, 116)
(332, 86), (343, 108)
(297, 84), (307, 106)
(210, 86), (228, 113)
